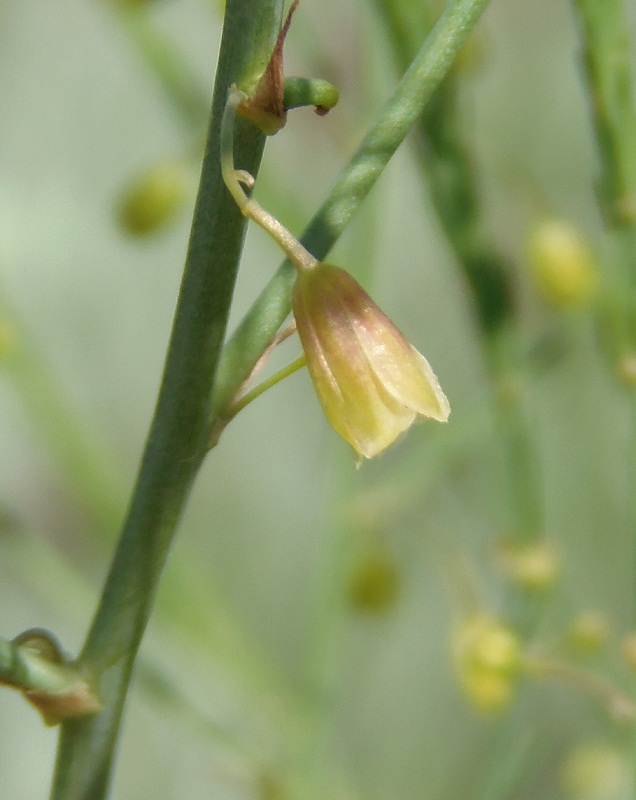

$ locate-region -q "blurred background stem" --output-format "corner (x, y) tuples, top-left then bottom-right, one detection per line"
(571, 0), (636, 793)
(370, 0), (550, 794)
(372, 0), (542, 545)
(570, 3), (636, 449)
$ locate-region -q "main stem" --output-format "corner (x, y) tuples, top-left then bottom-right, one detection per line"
(50, 2), (284, 798)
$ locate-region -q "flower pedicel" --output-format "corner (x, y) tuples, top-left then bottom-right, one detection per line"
(221, 86), (449, 459)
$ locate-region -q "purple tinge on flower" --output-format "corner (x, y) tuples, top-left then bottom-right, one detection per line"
(292, 263), (450, 459)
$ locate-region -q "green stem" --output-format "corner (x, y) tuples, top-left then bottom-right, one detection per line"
(0, 634), (66, 692)
(471, 717), (538, 800)
(571, 0), (636, 348)
(283, 77), (340, 112)
(570, 0), (636, 498)
(211, 0), (494, 423)
(374, 0), (513, 334)
(374, 0), (540, 542)
(570, 4), (636, 795)
(487, 329), (543, 542)
(210, 353), (306, 447)
(50, 2), (284, 797)
(226, 354), (306, 419)
(571, 0), (636, 232)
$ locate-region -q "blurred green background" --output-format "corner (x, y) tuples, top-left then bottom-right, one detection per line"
(0, 0), (633, 798)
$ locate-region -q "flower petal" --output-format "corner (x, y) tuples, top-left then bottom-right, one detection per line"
(293, 266), (415, 457)
(292, 262), (450, 458)
(329, 267), (450, 422)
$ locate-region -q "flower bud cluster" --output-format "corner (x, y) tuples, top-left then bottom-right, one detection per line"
(452, 615), (521, 712)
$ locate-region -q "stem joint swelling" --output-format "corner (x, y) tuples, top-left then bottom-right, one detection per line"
(0, 631), (101, 727)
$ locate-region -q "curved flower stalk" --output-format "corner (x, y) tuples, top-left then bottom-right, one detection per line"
(221, 87), (450, 459)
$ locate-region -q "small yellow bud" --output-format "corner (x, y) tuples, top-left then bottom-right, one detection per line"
(569, 611), (611, 655)
(348, 553), (400, 613)
(497, 540), (560, 593)
(292, 263), (450, 459)
(620, 632), (636, 671)
(527, 219), (597, 308)
(117, 162), (189, 237)
(452, 616), (521, 713)
(561, 744), (630, 800)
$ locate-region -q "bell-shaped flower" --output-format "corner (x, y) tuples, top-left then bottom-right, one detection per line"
(292, 262), (450, 459)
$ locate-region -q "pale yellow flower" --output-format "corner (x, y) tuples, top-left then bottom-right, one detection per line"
(527, 219), (597, 308)
(452, 615), (521, 713)
(292, 263), (450, 459)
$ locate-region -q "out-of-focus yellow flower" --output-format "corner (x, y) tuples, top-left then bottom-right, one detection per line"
(117, 161), (189, 237)
(527, 219), (597, 308)
(561, 744), (630, 800)
(292, 263), (450, 459)
(348, 551), (400, 613)
(452, 615), (521, 713)
(617, 355), (636, 387)
(569, 611), (611, 655)
(496, 539), (560, 593)
(620, 632), (636, 671)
